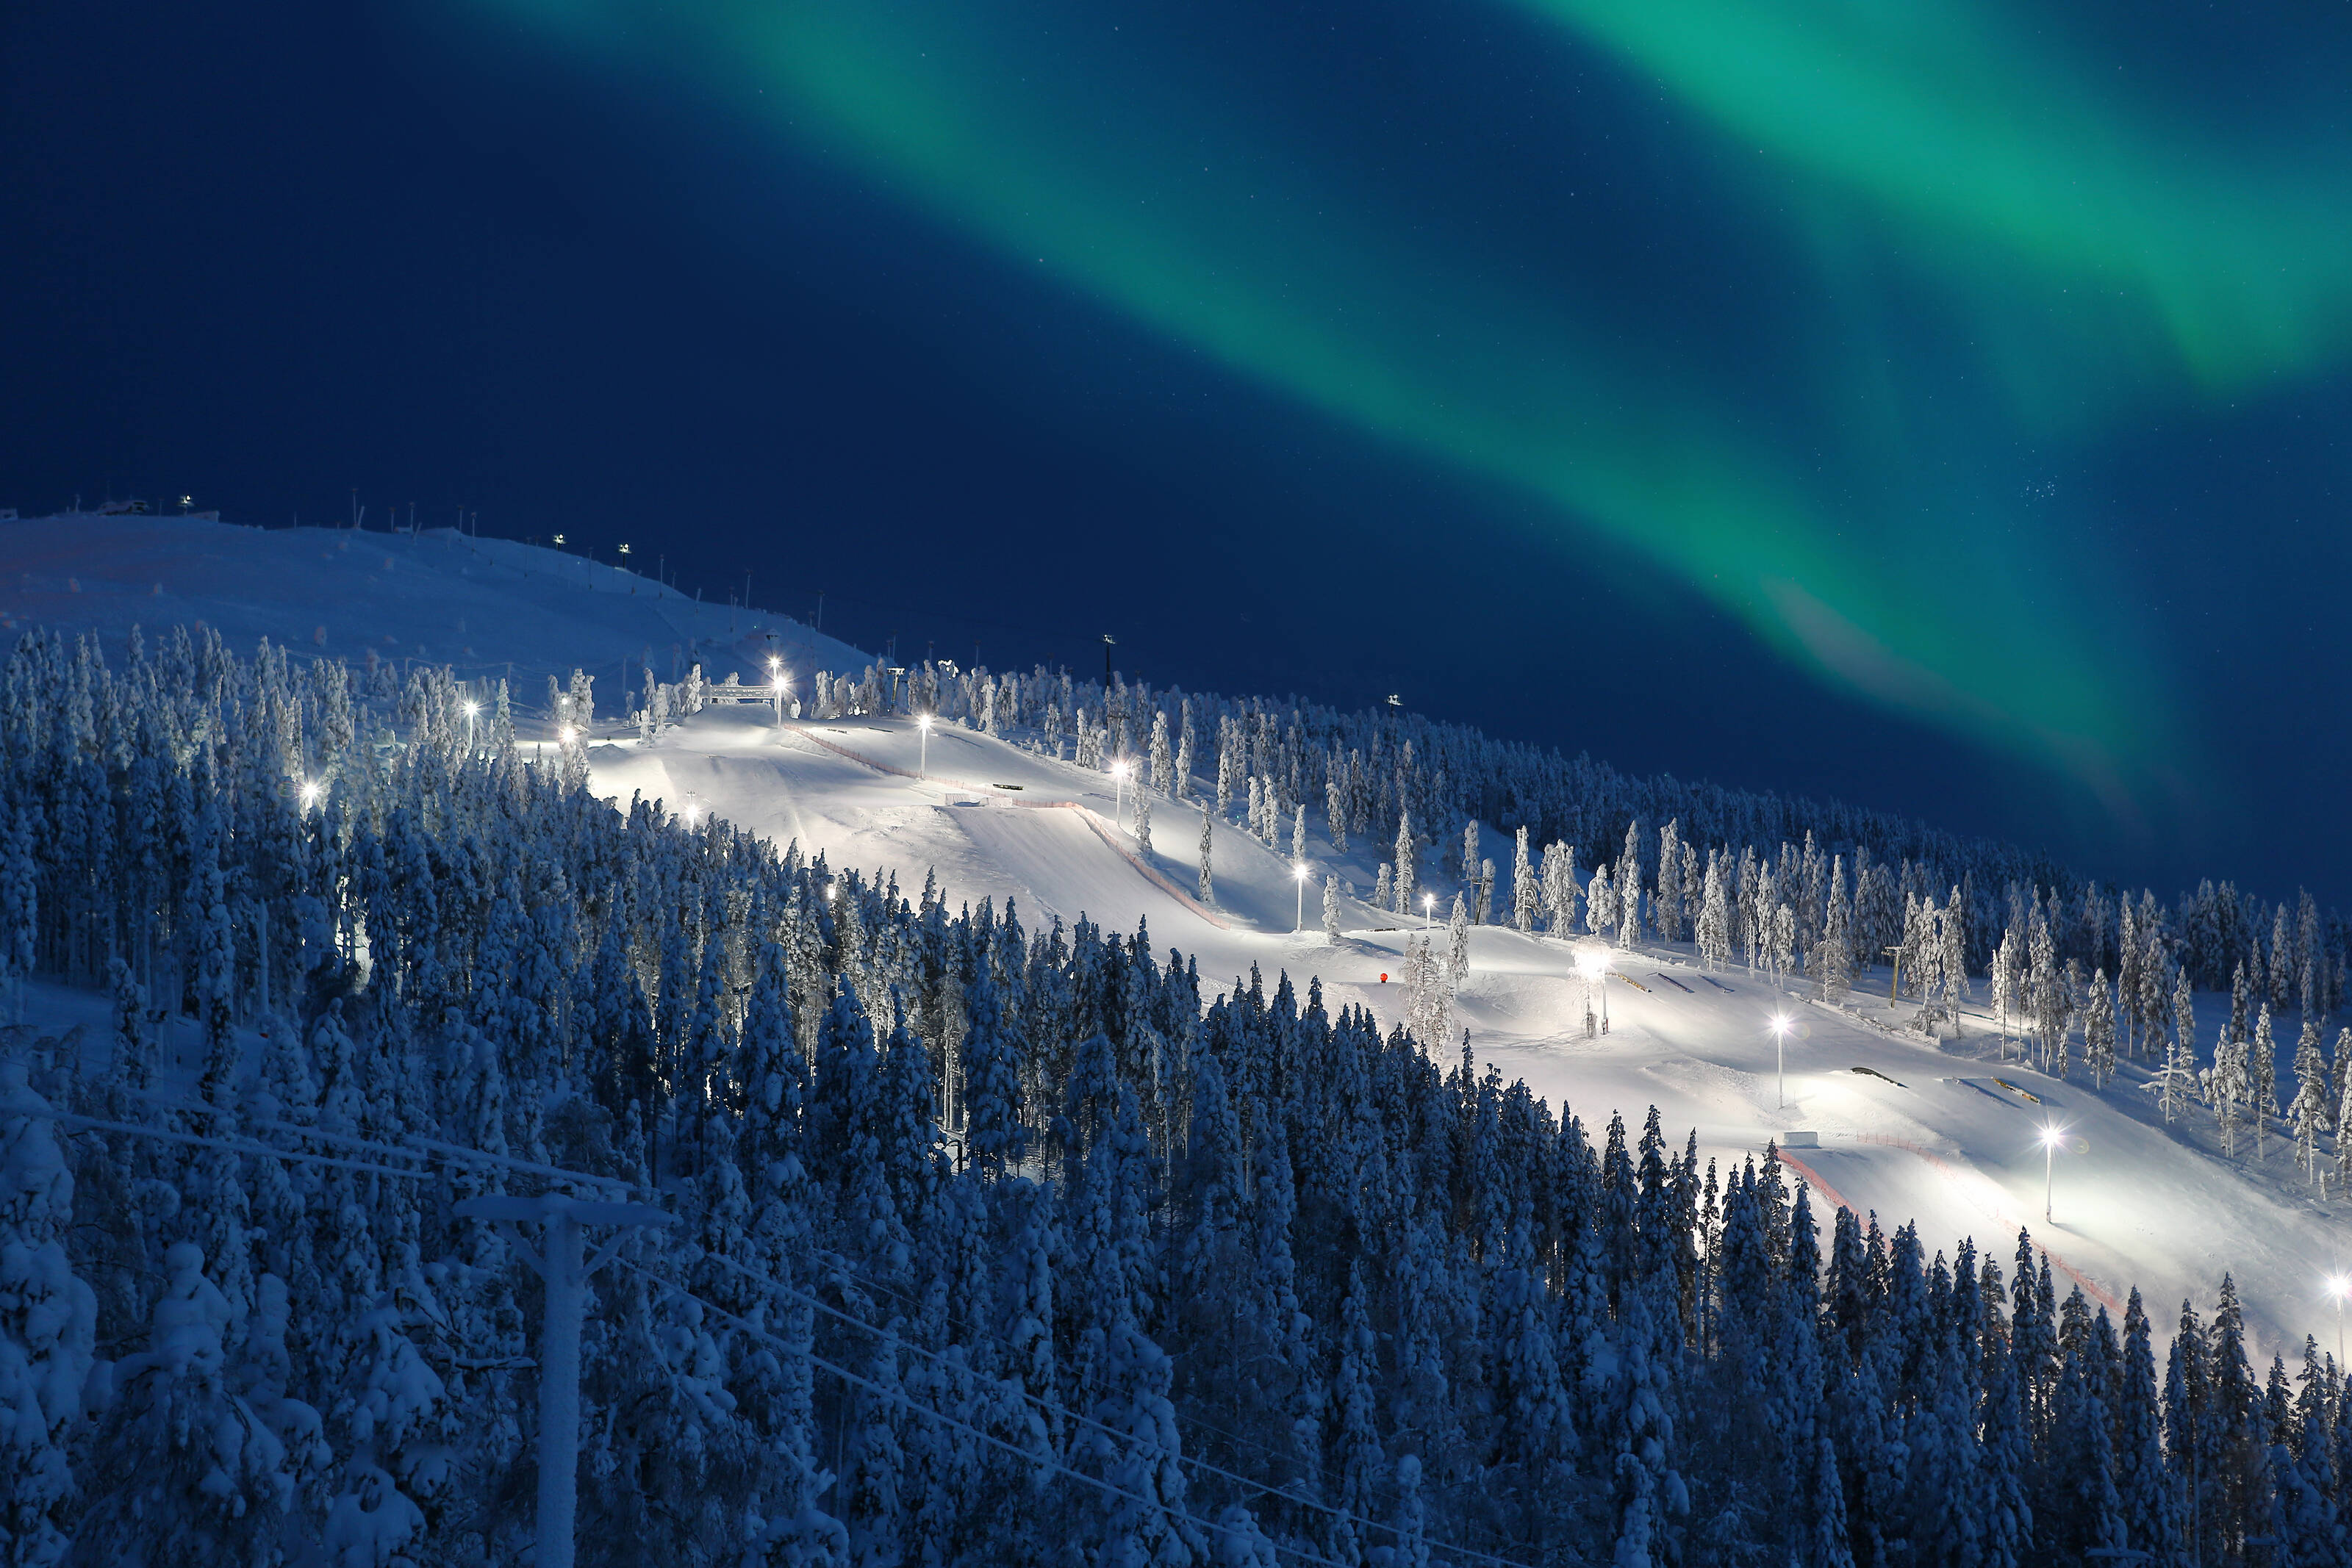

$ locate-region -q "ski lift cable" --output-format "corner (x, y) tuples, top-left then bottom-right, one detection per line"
(616, 1256), (1375, 1568)
(693, 1248), (1535, 1568)
(120, 1090), (634, 1193)
(43, 1109), (432, 1182)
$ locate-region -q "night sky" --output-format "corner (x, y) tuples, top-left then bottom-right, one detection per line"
(6, 0), (2351, 903)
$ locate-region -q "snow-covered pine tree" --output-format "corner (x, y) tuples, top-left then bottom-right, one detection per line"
(0, 1065), (98, 1566)
(1323, 875), (1342, 944)
(1460, 820), (1480, 885)
(1448, 895), (1471, 982)
(1149, 711), (1173, 796)
(2211, 1027), (2249, 1159)
(2029, 910), (2065, 1073)
(1175, 697), (1194, 799)
(1588, 866), (1617, 946)
(1654, 818), (1684, 942)
(2151, 1024), (2196, 1126)
(1134, 794), (1152, 855)
(1821, 855), (1851, 1002)
(1394, 810), (1416, 917)
(2337, 1049), (2352, 1193)
(1373, 863), (1393, 911)
(1940, 884), (1968, 1011)
(1197, 814), (1214, 907)
(1698, 851), (1732, 971)
(1513, 827), (1538, 935)
(1542, 842), (1578, 936)
(1477, 857), (1494, 927)
(2085, 968), (2117, 1087)
(2250, 1004), (2279, 1161)
(1292, 804), (1307, 864)
(2290, 1019), (2330, 1185)
(2117, 899), (2142, 1058)
(1324, 770), (1347, 853)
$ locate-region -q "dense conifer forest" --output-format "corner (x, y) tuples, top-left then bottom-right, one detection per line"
(2, 626), (2343, 1565)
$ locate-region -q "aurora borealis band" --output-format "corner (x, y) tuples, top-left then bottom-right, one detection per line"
(10, 0), (2352, 892)
(448, 0), (2352, 824)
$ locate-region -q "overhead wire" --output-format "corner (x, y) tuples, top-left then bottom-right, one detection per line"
(692, 1247), (1536, 1568)
(615, 1256), (1370, 1568)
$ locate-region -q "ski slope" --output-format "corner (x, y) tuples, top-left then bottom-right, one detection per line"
(11, 514), (2347, 1364)
(588, 704), (2352, 1364)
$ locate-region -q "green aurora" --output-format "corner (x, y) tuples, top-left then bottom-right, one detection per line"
(460, 0), (2352, 810)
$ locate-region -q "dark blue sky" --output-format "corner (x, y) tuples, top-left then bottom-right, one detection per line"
(5, 0), (2350, 905)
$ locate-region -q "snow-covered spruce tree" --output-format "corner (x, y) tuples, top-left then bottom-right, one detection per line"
(1322, 875), (1342, 944)
(1394, 810), (1416, 917)
(1696, 850), (1731, 971)
(2211, 1026), (2250, 1159)
(1134, 792), (1152, 855)
(1291, 803), (1306, 865)
(1448, 895), (1471, 982)
(2290, 1019), (2330, 1185)
(1324, 770), (1346, 853)
(1372, 863), (1392, 912)
(2250, 1005), (2280, 1161)
(0, 1065), (98, 1567)
(1588, 865), (1616, 946)
(1654, 818), (1683, 943)
(1542, 841), (1577, 937)
(1477, 857), (1495, 927)
(1513, 827), (1538, 935)
(1197, 813), (1215, 907)
(1821, 855), (1852, 1002)
(1149, 710), (1173, 796)
(2085, 968), (2117, 1088)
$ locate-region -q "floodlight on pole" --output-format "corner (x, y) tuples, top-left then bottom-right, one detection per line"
(1771, 1013), (1793, 1108)
(1294, 863), (1310, 932)
(2038, 1122), (2067, 1223)
(918, 713), (933, 778)
(1577, 946), (1611, 1037)
(2328, 1275), (2351, 1367)
(299, 780), (321, 809)
(1422, 892), (1435, 929)
(1111, 759), (1130, 827)
(464, 699), (481, 753)
(770, 672), (789, 726)
(559, 724), (576, 745)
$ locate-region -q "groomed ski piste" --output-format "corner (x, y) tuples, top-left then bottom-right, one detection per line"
(7, 512), (2345, 1362)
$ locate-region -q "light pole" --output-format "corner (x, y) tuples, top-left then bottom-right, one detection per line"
(1422, 892), (1435, 929)
(1578, 946), (1610, 1038)
(1111, 759), (1130, 827)
(1771, 1013), (1793, 1108)
(464, 698), (481, 754)
(1294, 863), (1310, 932)
(2039, 1122), (2066, 1223)
(918, 713), (933, 778)
(2328, 1275), (2350, 1367)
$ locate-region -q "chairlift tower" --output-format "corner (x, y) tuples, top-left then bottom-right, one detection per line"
(454, 1193), (673, 1568)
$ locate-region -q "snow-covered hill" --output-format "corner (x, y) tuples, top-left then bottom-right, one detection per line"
(0, 513), (869, 693)
(10, 514), (2344, 1364)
